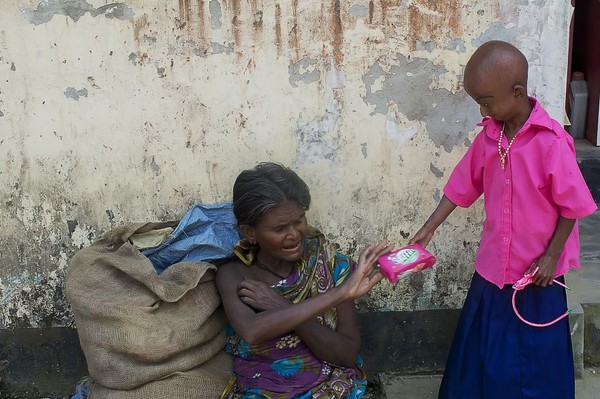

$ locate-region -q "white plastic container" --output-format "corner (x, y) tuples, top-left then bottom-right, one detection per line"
(569, 71), (589, 139)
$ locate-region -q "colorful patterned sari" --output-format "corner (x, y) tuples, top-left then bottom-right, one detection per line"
(221, 227), (367, 399)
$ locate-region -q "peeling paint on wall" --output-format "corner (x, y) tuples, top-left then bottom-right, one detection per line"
(294, 92), (342, 165)
(362, 56), (480, 152)
(430, 163), (444, 178)
(289, 57), (320, 87)
(209, 0), (222, 29)
(64, 87), (88, 101)
(0, 1), (574, 327)
(349, 4), (368, 18)
(21, 0), (134, 25)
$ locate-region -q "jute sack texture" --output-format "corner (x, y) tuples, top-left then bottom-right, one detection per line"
(66, 222), (231, 398)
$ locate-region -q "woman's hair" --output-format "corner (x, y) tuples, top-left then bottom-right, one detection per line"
(233, 162), (311, 226)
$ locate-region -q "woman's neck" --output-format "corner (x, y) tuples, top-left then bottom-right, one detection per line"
(255, 252), (294, 278)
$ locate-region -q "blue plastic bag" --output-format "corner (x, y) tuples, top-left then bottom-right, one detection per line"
(142, 203), (241, 274)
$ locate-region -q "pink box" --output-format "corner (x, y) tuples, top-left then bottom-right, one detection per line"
(377, 243), (437, 284)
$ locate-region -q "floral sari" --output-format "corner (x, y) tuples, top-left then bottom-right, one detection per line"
(221, 227), (366, 399)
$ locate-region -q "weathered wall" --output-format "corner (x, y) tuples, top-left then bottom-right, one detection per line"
(0, 0), (572, 328)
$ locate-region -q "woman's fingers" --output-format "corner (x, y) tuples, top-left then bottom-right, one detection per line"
(344, 241), (393, 298)
(368, 269), (385, 286)
(359, 241), (392, 265)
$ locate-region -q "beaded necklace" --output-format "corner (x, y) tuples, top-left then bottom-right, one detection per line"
(497, 123), (518, 170)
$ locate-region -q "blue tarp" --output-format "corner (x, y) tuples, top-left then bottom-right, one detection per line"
(71, 377), (91, 399)
(142, 203), (242, 274)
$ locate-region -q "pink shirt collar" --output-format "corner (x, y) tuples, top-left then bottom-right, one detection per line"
(477, 97), (557, 140)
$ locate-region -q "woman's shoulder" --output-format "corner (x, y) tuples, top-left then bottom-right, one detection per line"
(216, 258), (251, 282)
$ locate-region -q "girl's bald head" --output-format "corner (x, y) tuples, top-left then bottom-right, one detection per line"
(464, 41), (529, 94)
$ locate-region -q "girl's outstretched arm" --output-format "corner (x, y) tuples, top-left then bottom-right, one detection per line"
(409, 195), (457, 247)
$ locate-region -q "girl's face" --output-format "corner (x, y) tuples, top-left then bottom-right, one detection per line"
(242, 200), (308, 264)
(464, 74), (520, 122)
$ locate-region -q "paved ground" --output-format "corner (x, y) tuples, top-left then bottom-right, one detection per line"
(373, 367), (600, 398)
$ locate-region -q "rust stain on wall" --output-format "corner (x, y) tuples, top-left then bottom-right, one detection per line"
(331, 0), (344, 67)
(231, 0), (241, 48)
(408, 0), (462, 50)
(133, 14), (149, 45)
(249, 0), (259, 27)
(249, 0), (263, 44)
(178, 0), (191, 28)
(274, 3), (282, 57)
(289, 0), (300, 61)
(173, 0), (211, 48)
(379, 0), (391, 22)
(197, 0), (206, 40)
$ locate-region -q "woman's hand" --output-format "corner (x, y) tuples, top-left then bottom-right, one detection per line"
(339, 241), (393, 300)
(238, 279), (291, 311)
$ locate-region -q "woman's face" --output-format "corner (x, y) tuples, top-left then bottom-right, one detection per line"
(244, 200), (308, 263)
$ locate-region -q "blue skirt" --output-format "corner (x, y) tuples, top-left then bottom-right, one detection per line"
(439, 272), (574, 399)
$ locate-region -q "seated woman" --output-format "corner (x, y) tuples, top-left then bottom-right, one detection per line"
(217, 162), (391, 399)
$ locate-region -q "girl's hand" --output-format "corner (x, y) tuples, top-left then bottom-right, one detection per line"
(409, 226), (434, 247)
(409, 195), (457, 247)
(527, 253), (559, 287)
(526, 217), (575, 287)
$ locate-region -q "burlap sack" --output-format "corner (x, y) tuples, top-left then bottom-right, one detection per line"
(87, 350), (232, 398)
(66, 222), (232, 398)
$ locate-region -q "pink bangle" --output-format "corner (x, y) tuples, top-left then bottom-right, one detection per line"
(511, 267), (571, 328)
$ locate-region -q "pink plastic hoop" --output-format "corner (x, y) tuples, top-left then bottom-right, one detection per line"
(511, 267), (571, 328)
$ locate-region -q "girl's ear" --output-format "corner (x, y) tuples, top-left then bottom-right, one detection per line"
(513, 84), (527, 99)
(239, 224), (256, 244)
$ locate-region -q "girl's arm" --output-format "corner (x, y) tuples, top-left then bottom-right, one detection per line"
(409, 195), (457, 247)
(529, 216), (576, 287)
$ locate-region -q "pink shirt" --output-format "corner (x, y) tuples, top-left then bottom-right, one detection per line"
(444, 98), (597, 288)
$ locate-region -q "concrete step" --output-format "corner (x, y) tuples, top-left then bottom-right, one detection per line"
(567, 209), (600, 378)
(374, 368), (600, 399)
(575, 139), (600, 203)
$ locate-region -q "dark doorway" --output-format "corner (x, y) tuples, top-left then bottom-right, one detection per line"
(569, 0), (600, 146)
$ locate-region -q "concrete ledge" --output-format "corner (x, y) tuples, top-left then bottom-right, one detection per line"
(582, 303), (600, 367)
(0, 310), (461, 396)
(567, 210), (600, 371)
(378, 373), (442, 399)
(0, 328), (87, 397)
(1, 305), (593, 396)
(358, 309), (461, 375)
(570, 302), (585, 379)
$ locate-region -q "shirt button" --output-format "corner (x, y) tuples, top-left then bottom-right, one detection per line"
(503, 237), (509, 242)
(505, 179), (510, 184)
(504, 208), (509, 214)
